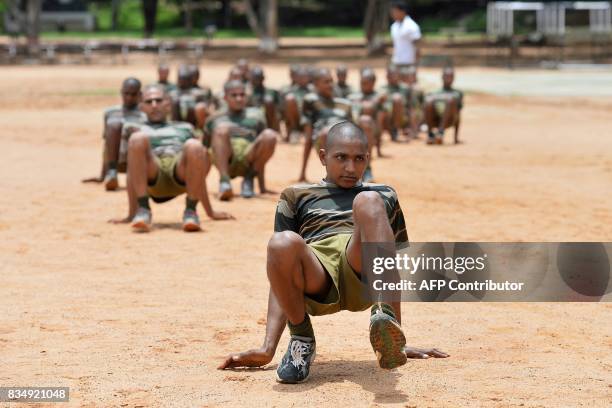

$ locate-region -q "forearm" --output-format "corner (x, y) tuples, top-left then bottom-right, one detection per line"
(262, 288), (287, 354)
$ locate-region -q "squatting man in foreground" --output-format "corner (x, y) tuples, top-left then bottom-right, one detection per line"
(219, 121), (448, 383)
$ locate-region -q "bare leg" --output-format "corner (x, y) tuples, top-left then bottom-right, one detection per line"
(345, 192), (401, 321)
(454, 115), (461, 144)
(441, 99), (459, 133)
(358, 115), (376, 159)
(298, 124), (314, 182)
(211, 123), (233, 180)
(194, 102), (209, 130)
(264, 100), (280, 132)
(284, 94), (300, 135)
(266, 231), (330, 325)
(391, 94), (404, 136)
(126, 133), (159, 198)
(109, 132), (158, 223)
(245, 129), (278, 193)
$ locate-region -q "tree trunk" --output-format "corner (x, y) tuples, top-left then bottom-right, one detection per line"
(26, 0), (42, 56)
(244, 0), (263, 38)
(263, 0), (278, 53)
(244, 0), (278, 54)
(364, 0), (390, 56)
(142, 0), (158, 38)
(184, 1), (193, 34)
(111, 0), (120, 30)
(222, 0), (232, 28)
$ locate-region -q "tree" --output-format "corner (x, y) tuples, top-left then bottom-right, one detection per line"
(142, 0), (158, 38)
(364, 0), (390, 55)
(244, 0), (279, 54)
(111, 0), (121, 30)
(25, 0), (42, 56)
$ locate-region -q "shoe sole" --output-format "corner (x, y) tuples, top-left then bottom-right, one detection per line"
(370, 318), (407, 370)
(104, 178), (118, 191)
(219, 189), (233, 201)
(183, 221), (201, 232)
(131, 220), (151, 233)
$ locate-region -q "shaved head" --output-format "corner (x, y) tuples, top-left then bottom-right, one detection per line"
(122, 77), (141, 90)
(360, 67), (376, 80)
(224, 79), (245, 93)
(313, 67), (331, 81)
(325, 121), (368, 151)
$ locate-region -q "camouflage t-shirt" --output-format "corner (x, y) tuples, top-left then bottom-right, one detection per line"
(379, 83), (413, 107)
(301, 93), (353, 135)
(429, 87), (464, 110)
(284, 84), (311, 103)
(348, 91), (385, 117)
(248, 85), (281, 108)
(274, 180), (409, 244)
(121, 121), (194, 158)
(155, 81), (178, 94)
(203, 107), (266, 147)
(333, 83), (354, 99)
(103, 104), (146, 136)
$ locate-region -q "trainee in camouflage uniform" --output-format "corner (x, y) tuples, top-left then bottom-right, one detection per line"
(205, 80), (278, 200)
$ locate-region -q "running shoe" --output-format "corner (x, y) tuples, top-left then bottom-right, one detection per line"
(104, 169), (119, 191)
(276, 335), (316, 384)
(131, 207), (152, 233)
(241, 176), (255, 198)
(219, 179), (233, 201)
(182, 209), (201, 232)
(369, 304), (407, 369)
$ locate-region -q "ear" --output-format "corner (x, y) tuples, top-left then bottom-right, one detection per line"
(318, 148), (327, 166)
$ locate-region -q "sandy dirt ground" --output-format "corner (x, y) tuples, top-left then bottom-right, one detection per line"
(1, 62), (611, 407)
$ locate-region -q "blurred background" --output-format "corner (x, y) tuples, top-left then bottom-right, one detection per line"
(1, 0), (611, 66)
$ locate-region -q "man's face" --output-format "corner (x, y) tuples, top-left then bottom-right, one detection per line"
(177, 73), (191, 90)
(361, 76), (376, 94)
(336, 70), (347, 85)
(315, 74), (334, 99)
(121, 85), (141, 108)
(387, 70), (399, 86)
(190, 68), (200, 86)
(295, 72), (310, 87)
(228, 69), (243, 82)
(320, 138), (369, 189)
(225, 85), (246, 111)
(443, 72), (454, 88)
(140, 89), (169, 123)
(390, 7), (406, 22)
(251, 74), (264, 87)
(158, 67), (169, 83)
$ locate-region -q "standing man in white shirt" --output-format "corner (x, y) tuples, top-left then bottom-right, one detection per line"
(390, 0), (422, 68)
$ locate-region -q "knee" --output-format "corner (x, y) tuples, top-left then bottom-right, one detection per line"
(107, 121), (123, 134)
(128, 132), (149, 150)
(183, 138), (204, 158)
(353, 191), (385, 220)
(267, 231), (305, 272)
(260, 129), (278, 146)
(359, 115), (374, 130)
(212, 124), (231, 141)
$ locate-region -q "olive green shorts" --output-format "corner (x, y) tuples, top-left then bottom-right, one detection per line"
(147, 154), (186, 200)
(434, 100), (447, 117)
(210, 138), (253, 179)
(305, 234), (373, 316)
